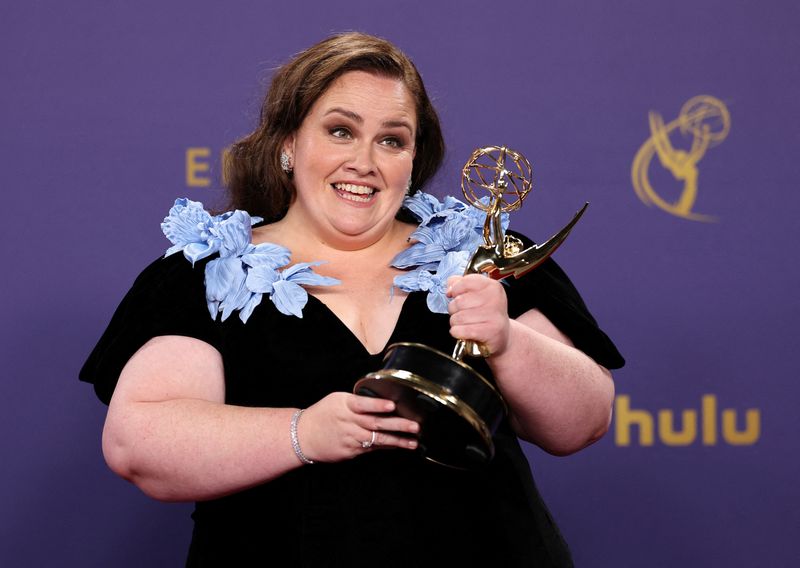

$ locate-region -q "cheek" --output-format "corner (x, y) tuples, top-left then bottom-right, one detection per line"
(295, 147), (340, 181)
(390, 156), (414, 182)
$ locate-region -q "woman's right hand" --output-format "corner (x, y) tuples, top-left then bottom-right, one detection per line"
(298, 392), (420, 462)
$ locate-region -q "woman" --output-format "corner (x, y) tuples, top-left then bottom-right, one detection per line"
(81, 32), (623, 566)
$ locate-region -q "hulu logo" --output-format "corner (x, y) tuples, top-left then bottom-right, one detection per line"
(615, 394), (760, 446)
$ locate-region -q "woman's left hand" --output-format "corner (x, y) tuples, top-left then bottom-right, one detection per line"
(446, 274), (510, 357)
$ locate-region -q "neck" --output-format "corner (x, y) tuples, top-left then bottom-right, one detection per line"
(273, 208), (414, 259)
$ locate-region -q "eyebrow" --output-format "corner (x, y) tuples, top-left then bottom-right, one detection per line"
(324, 107), (414, 134)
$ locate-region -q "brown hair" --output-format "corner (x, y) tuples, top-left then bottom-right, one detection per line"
(224, 32), (445, 222)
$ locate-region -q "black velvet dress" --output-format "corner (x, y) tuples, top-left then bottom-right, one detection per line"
(80, 231), (624, 567)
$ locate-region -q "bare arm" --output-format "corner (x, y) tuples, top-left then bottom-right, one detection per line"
(486, 311), (614, 455)
(447, 275), (614, 456)
(102, 335), (419, 502)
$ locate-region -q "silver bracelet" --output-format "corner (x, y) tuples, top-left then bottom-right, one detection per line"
(290, 409), (314, 465)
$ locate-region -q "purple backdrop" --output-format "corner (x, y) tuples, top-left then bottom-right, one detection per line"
(3, 1), (798, 566)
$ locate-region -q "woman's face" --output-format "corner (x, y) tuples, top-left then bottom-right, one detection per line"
(283, 70), (417, 249)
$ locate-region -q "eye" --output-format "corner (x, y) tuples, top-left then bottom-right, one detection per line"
(380, 136), (405, 149)
(329, 127), (352, 139)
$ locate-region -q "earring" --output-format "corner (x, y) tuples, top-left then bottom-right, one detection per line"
(405, 176), (413, 194)
(280, 151), (293, 173)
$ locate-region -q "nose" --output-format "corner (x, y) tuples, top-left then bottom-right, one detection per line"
(345, 141), (376, 176)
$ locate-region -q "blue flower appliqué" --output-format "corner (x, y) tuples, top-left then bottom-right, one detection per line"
(394, 250), (471, 313)
(391, 192), (510, 314)
(162, 198), (339, 322)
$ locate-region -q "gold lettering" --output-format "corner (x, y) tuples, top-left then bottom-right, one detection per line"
(658, 409), (697, 446)
(702, 394), (717, 445)
(615, 395), (654, 446)
(614, 394), (761, 447)
(722, 409), (760, 445)
(186, 147), (211, 187)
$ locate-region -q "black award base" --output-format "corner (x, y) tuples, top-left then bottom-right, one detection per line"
(354, 342), (507, 469)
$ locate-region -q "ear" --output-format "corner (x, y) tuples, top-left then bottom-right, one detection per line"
(282, 134), (296, 157)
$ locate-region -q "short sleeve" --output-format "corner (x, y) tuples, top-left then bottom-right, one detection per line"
(503, 231), (625, 369)
(79, 253), (222, 404)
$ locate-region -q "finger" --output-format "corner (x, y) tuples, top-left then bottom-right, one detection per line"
(449, 311), (489, 329)
(448, 291), (493, 314)
(351, 404), (420, 432)
(354, 428), (379, 450)
(445, 275), (462, 297)
(349, 394), (396, 414)
(450, 284), (504, 312)
(450, 301), (499, 326)
(449, 322), (497, 344)
(449, 273), (491, 296)
(368, 431), (419, 451)
(357, 415), (420, 436)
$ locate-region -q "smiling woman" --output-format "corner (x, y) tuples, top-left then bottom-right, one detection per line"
(274, 71), (416, 250)
(224, 33), (444, 225)
(80, 32), (623, 566)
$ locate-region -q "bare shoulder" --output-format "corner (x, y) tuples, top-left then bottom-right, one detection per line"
(251, 222), (287, 247)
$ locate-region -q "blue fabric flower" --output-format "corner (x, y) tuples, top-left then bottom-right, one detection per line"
(392, 191), (512, 313)
(163, 198), (337, 323)
(161, 198), (263, 265)
(213, 210), (259, 258)
(402, 192), (469, 226)
(205, 256), (251, 322)
(391, 212), (483, 269)
(394, 251), (470, 313)
(241, 242), (291, 268)
(393, 192), (510, 269)
(245, 261), (340, 319)
(161, 198), (219, 263)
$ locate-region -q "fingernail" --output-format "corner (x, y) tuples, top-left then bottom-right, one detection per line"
(385, 402), (395, 412)
(408, 440), (418, 449)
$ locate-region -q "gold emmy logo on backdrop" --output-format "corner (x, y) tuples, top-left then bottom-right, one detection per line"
(631, 95), (730, 222)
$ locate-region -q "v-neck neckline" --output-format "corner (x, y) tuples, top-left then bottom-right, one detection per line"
(306, 291), (417, 357)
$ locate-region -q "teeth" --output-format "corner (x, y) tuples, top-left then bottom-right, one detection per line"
(334, 183), (375, 195)
(340, 192), (371, 203)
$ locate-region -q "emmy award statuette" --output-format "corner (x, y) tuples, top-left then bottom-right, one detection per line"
(354, 146), (588, 469)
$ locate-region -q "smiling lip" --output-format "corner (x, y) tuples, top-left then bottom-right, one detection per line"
(332, 182), (377, 203)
